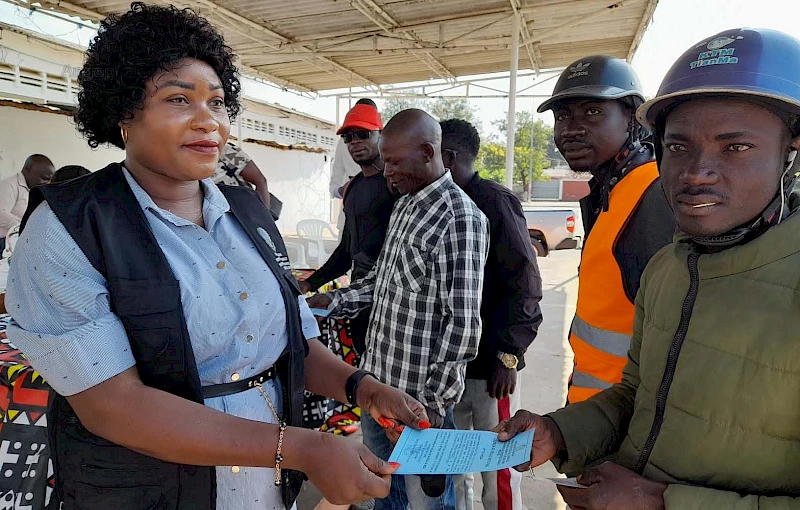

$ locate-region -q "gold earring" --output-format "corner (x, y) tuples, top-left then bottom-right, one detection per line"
(120, 126), (128, 145)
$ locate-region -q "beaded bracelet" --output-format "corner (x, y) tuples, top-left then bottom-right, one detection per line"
(252, 381), (286, 486)
(274, 420), (287, 486)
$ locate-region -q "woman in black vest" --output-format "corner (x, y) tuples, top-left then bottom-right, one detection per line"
(5, 3), (429, 509)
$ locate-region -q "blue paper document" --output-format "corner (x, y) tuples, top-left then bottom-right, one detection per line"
(310, 308), (331, 318)
(388, 428), (534, 475)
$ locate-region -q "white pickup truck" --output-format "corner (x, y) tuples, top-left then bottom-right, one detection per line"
(523, 205), (582, 257)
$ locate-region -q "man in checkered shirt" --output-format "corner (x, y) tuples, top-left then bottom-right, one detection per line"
(309, 110), (489, 510)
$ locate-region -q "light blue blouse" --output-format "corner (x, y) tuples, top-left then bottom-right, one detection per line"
(6, 168), (319, 509)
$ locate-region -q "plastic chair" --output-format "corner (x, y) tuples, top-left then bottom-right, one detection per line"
(296, 219), (336, 267)
(283, 241), (307, 268)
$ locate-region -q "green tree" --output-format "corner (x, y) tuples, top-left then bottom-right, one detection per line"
(429, 97), (478, 126)
(379, 96), (479, 128)
(490, 111), (555, 195)
(380, 95), (424, 121)
(475, 142), (506, 184)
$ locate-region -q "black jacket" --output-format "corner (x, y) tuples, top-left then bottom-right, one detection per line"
(305, 171), (396, 289)
(21, 164), (308, 510)
(462, 175), (543, 379)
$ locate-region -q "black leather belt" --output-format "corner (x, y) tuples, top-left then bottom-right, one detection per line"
(201, 367), (277, 399)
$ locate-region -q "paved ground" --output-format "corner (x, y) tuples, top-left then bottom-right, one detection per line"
(297, 249), (581, 510)
(511, 249), (579, 510)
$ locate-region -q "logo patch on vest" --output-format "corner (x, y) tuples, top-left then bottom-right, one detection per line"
(257, 227), (292, 271)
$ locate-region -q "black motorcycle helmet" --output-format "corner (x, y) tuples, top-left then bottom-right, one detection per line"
(541, 55), (650, 211)
(538, 55), (646, 114)
(540, 55), (648, 142)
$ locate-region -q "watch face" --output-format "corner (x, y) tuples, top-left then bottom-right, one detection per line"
(502, 353), (518, 369)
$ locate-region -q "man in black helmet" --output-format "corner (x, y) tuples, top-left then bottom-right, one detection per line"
(537, 56), (675, 405)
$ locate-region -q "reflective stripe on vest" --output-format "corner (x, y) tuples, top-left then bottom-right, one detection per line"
(571, 315), (632, 358)
(567, 161), (660, 404)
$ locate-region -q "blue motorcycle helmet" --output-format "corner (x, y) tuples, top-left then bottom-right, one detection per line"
(639, 27), (800, 141)
(638, 28), (800, 247)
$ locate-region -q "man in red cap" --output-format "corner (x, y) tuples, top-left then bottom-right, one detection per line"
(331, 99), (380, 235)
(300, 103), (396, 356)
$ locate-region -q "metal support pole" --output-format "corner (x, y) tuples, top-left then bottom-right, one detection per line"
(336, 95), (341, 126)
(505, 14), (520, 190)
(349, 87), (353, 109)
(528, 98), (535, 202)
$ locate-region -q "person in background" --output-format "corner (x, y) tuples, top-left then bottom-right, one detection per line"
(0, 154), (54, 251)
(300, 103), (394, 355)
(331, 99), (380, 234)
(309, 109), (489, 510)
(496, 27), (800, 510)
(213, 140), (272, 209)
(538, 56), (675, 405)
(0, 164), (90, 314)
(441, 119), (542, 510)
(52, 164), (91, 184)
(5, 4), (430, 509)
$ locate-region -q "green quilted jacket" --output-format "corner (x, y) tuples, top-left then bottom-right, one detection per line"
(549, 209), (800, 509)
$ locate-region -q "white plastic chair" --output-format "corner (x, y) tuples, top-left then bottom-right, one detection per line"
(296, 219), (336, 268)
(283, 241), (308, 268)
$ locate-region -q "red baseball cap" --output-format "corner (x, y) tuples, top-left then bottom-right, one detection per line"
(336, 104), (384, 135)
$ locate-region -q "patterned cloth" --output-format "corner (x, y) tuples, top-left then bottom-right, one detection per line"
(302, 318), (363, 435)
(293, 270), (362, 435)
(0, 315), (53, 510)
(329, 172), (489, 418)
(212, 142), (253, 186)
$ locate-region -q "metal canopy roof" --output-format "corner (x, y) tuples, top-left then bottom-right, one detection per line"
(10, 0), (657, 92)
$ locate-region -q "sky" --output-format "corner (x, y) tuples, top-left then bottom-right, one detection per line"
(2, 0), (800, 137)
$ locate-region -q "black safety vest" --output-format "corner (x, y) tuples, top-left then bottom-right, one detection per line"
(21, 163), (307, 510)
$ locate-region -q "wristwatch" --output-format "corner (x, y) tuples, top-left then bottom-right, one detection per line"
(496, 351), (519, 369)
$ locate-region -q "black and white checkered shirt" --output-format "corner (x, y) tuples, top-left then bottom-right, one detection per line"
(330, 172), (489, 417)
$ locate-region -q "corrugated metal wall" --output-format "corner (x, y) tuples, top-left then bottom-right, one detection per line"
(531, 179), (561, 200)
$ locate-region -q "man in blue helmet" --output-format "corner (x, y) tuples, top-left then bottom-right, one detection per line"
(493, 28), (800, 509)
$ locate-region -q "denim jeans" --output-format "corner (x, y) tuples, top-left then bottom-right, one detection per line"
(361, 410), (457, 510)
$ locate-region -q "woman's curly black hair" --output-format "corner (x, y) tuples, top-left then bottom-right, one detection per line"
(75, 2), (241, 149)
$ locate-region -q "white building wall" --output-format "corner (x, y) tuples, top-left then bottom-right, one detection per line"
(233, 141), (331, 233)
(0, 27), (84, 109)
(0, 105), (332, 233)
(0, 28), (337, 237)
(0, 105), (122, 178)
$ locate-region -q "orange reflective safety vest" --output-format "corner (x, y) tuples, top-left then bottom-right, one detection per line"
(568, 161), (660, 403)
